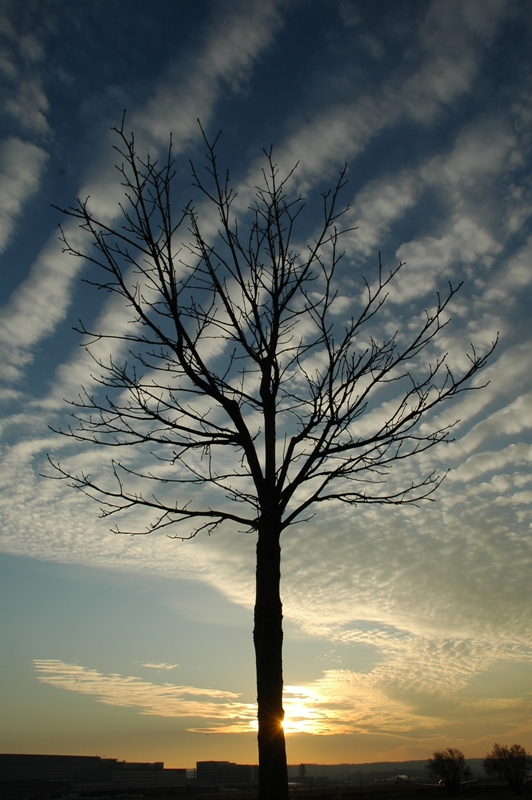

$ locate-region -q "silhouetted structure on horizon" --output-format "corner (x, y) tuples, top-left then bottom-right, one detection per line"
(196, 760), (259, 785)
(0, 753), (186, 795)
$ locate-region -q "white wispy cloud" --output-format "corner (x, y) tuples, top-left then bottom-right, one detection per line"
(0, 226), (86, 382)
(33, 645), (532, 740)
(30, 657), (436, 737)
(0, 137), (48, 254)
(33, 659), (256, 732)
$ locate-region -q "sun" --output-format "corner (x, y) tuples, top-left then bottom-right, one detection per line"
(282, 688), (323, 734)
(283, 704), (313, 734)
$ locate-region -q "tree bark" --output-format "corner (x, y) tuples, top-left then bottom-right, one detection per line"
(254, 520), (288, 800)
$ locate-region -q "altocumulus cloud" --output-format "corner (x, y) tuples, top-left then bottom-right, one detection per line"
(283, 672), (438, 736)
(0, 138), (48, 254)
(0, 18), (49, 135)
(1, 0), (531, 758)
(0, 0), (288, 389)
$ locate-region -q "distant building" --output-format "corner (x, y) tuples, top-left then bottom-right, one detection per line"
(196, 760), (259, 785)
(112, 762), (186, 789)
(0, 754), (115, 783)
(0, 754), (186, 793)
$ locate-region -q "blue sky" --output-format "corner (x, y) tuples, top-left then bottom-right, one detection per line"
(1, 0), (531, 769)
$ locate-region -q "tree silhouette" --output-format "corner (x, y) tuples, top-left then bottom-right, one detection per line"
(50, 120), (495, 800)
(484, 743), (532, 795)
(427, 748), (473, 795)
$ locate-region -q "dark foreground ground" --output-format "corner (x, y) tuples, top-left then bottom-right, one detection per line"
(138, 784), (531, 800)
(1, 781), (529, 800)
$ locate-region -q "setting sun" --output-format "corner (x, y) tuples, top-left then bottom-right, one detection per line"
(283, 687), (323, 735)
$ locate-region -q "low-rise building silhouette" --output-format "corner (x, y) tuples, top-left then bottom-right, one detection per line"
(0, 753), (186, 795)
(196, 760), (259, 785)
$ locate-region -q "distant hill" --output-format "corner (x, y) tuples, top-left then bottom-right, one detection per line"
(288, 759), (487, 782)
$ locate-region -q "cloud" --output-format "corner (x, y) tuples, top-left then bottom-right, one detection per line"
(338, 1), (360, 29)
(0, 20), (49, 134)
(5, 77), (49, 134)
(334, 115), (519, 307)
(0, 225), (85, 382)
(393, 216), (501, 302)
(283, 625), (532, 736)
(416, 343), (532, 444)
(456, 390), (532, 452)
(131, 0), (287, 148)
(0, 1), (530, 754)
(449, 442), (532, 484)
(33, 642), (532, 740)
(334, 173), (423, 272)
(29, 658), (438, 737)
(0, 0), (514, 390)
(483, 238), (532, 304)
(259, 0), (510, 187)
(398, 0), (499, 125)
(0, 0), (288, 387)
(0, 137), (48, 254)
(425, 120), (517, 190)
(33, 659), (256, 732)
(284, 671), (440, 735)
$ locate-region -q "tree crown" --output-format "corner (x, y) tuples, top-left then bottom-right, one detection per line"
(49, 122), (496, 538)
(483, 743), (532, 795)
(427, 748), (472, 795)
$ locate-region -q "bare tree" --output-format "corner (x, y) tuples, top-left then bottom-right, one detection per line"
(484, 743), (532, 795)
(50, 119), (495, 800)
(427, 748), (473, 795)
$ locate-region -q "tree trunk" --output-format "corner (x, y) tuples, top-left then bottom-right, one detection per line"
(254, 520), (288, 800)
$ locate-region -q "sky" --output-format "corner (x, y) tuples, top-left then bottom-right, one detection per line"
(0, 0), (531, 771)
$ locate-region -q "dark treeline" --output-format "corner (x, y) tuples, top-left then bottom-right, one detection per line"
(288, 760), (488, 782)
